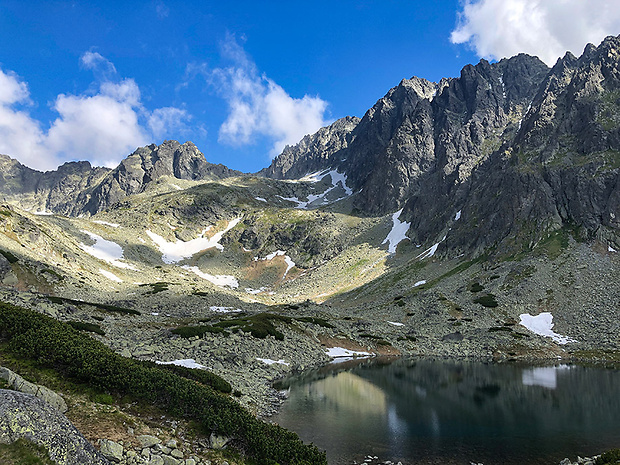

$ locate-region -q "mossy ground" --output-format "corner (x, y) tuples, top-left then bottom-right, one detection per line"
(0, 439), (55, 465)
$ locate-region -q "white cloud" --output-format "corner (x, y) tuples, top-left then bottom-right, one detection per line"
(148, 107), (192, 139)
(46, 79), (149, 168)
(212, 36), (331, 157)
(0, 53), (191, 171)
(451, 0), (620, 66)
(80, 51), (117, 79)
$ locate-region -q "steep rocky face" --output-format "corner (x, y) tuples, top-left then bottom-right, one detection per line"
(264, 54), (550, 216)
(77, 140), (241, 215)
(260, 116), (360, 179)
(0, 140), (241, 216)
(265, 36), (620, 254)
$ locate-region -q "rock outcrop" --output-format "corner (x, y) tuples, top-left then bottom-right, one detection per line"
(0, 140), (241, 216)
(0, 389), (110, 465)
(0, 366), (67, 413)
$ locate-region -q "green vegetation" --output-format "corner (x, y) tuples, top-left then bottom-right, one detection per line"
(469, 282), (484, 292)
(214, 313), (292, 340)
(0, 302), (326, 465)
(173, 313), (294, 341)
(171, 325), (229, 338)
(47, 296), (140, 316)
(147, 361), (232, 394)
(0, 438), (55, 465)
(67, 321), (105, 336)
(596, 449), (620, 465)
(474, 294), (498, 308)
(0, 249), (19, 264)
(295, 317), (335, 328)
(139, 282), (170, 294)
(0, 209), (12, 217)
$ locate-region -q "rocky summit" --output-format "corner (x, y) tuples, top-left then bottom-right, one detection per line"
(0, 36), (618, 465)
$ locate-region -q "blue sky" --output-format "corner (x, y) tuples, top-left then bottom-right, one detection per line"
(1, 1), (619, 173)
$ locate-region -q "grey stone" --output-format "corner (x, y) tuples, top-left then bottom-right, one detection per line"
(209, 432), (230, 450)
(170, 448), (183, 458)
(165, 439), (177, 449)
(0, 389), (110, 465)
(148, 457), (165, 465)
(137, 434), (161, 448)
(0, 366), (68, 413)
(185, 459), (196, 465)
(162, 455), (181, 465)
(100, 439), (124, 463)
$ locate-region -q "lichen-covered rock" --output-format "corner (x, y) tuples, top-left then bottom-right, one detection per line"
(0, 366), (68, 413)
(0, 389), (110, 465)
(99, 438), (124, 463)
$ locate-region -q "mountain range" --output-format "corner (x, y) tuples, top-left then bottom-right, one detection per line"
(0, 34), (618, 465)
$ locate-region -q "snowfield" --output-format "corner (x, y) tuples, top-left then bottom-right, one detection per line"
(519, 312), (577, 345)
(156, 359), (206, 369)
(382, 209), (411, 254)
(277, 170), (353, 209)
(256, 358), (290, 366)
(182, 265), (239, 288)
(325, 347), (372, 358)
(99, 269), (122, 282)
(80, 230), (137, 270)
(254, 250), (296, 277)
(146, 217), (242, 263)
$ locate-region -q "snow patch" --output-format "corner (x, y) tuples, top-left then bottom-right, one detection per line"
(80, 230), (137, 270)
(519, 312), (576, 345)
(609, 245), (617, 253)
(33, 210), (53, 216)
(156, 359), (206, 369)
(169, 183), (182, 191)
(388, 321), (405, 327)
(147, 217), (241, 264)
(255, 197), (267, 202)
(99, 269), (122, 282)
(256, 358), (290, 366)
(277, 170), (353, 209)
(254, 250), (295, 277)
(382, 209), (411, 254)
(209, 306), (241, 313)
(182, 265), (239, 288)
(92, 220), (120, 228)
(325, 347), (372, 358)
(454, 210), (461, 221)
(245, 287), (269, 295)
(413, 280), (427, 287)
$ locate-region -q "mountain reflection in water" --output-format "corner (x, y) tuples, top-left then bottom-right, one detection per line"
(272, 358), (620, 465)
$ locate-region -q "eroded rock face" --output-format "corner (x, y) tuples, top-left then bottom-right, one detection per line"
(0, 366), (67, 413)
(0, 140), (241, 216)
(264, 36), (620, 254)
(0, 389), (110, 465)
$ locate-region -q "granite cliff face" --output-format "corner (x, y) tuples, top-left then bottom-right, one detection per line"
(264, 35), (620, 254)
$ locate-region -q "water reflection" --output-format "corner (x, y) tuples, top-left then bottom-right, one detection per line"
(272, 359), (620, 465)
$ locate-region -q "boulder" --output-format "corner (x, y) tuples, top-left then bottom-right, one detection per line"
(0, 389), (110, 464)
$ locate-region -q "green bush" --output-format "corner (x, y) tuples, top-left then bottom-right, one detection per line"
(47, 296), (140, 316)
(597, 449), (620, 464)
(469, 282), (484, 292)
(213, 313), (293, 341)
(171, 325), (229, 338)
(0, 249), (19, 264)
(295, 317), (335, 328)
(0, 302), (326, 465)
(147, 361), (232, 394)
(474, 294), (498, 307)
(67, 321), (105, 336)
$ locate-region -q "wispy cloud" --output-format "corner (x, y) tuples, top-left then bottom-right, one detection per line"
(209, 35), (331, 158)
(451, 0), (620, 66)
(155, 0), (169, 19)
(0, 52), (191, 171)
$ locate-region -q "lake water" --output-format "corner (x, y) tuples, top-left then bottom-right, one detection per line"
(271, 358), (620, 465)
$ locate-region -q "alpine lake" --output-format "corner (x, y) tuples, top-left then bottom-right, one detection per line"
(271, 357), (620, 465)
